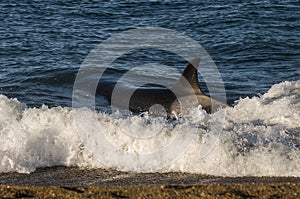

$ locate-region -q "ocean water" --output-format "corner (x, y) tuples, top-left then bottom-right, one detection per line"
(0, 1), (299, 176)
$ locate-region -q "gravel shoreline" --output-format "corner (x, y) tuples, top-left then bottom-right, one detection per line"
(1, 183), (299, 198)
(1, 167), (299, 198)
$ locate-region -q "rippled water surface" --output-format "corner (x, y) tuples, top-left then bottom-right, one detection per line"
(1, 0), (299, 106)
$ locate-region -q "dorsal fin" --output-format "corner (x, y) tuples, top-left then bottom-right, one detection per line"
(175, 58), (203, 95)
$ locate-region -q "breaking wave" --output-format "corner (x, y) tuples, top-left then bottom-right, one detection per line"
(0, 80), (299, 176)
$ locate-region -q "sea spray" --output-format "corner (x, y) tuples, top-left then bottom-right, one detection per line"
(0, 81), (299, 176)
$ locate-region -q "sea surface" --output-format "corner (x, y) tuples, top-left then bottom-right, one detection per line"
(0, 1), (299, 176)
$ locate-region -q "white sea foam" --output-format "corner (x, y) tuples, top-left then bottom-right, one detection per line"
(0, 80), (299, 176)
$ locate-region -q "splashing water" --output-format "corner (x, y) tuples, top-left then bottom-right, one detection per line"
(0, 80), (299, 176)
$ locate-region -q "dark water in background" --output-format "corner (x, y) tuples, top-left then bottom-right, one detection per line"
(0, 0), (299, 107)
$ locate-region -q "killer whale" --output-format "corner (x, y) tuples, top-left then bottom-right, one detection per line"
(97, 58), (228, 116)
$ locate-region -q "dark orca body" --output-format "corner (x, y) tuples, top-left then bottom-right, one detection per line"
(97, 58), (228, 116)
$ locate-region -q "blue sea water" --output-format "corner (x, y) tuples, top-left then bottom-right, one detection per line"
(0, 1), (299, 175)
(1, 0), (299, 107)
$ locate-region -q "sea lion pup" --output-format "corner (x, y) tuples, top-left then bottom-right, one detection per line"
(97, 58), (228, 117)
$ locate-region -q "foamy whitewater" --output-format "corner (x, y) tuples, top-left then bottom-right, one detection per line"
(0, 80), (299, 176)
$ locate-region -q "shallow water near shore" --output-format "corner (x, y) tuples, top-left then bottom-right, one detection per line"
(0, 1), (299, 177)
(1, 166), (300, 186)
(0, 80), (299, 176)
